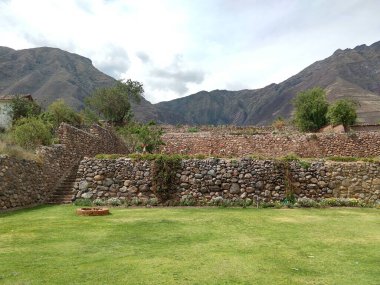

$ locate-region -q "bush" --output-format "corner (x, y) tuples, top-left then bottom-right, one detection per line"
(93, 198), (106, 206)
(73, 198), (92, 206)
(272, 117), (286, 130)
(107, 197), (122, 206)
(180, 195), (196, 206)
(10, 117), (53, 149)
(117, 122), (164, 153)
(147, 197), (158, 206)
(46, 99), (82, 128)
(187, 127), (199, 133)
(0, 139), (40, 161)
(130, 197), (141, 206)
(209, 196), (224, 206)
(296, 197), (318, 208)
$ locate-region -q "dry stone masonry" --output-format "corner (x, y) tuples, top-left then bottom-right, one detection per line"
(73, 158), (380, 204)
(0, 123), (128, 210)
(161, 132), (380, 157)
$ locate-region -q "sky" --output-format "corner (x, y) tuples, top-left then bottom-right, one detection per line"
(0, 0), (379, 104)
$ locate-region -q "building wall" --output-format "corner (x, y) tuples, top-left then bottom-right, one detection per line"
(0, 101), (12, 130)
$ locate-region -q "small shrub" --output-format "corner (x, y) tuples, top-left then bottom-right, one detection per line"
(322, 198), (361, 207)
(187, 127), (199, 133)
(93, 198), (106, 206)
(107, 197), (122, 206)
(0, 140), (40, 161)
(10, 117), (53, 150)
(131, 197), (141, 206)
(194, 154), (206, 159)
(272, 117), (286, 130)
(180, 195), (196, 206)
(282, 193), (296, 206)
(260, 202), (275, 208)
(281, 153), (300, 162)
(327, 156), (358, 162)
(296, 197), (317, 208)
(73, 198), (92, 206)
(209, 196), (224, 206)
(306, 133), (319, 141)
(147, 197), (158, 206)
(346, 131), (358, 139)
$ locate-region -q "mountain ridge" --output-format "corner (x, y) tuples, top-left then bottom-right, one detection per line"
(0, 46), (158, 122)
(0, 41), (379, 125)
(155, 40), (380, 125)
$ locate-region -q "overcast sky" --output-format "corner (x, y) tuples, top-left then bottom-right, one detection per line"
(0, 0), (379, 103)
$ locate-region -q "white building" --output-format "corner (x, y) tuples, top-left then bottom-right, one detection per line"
(0, 95), (33, 130)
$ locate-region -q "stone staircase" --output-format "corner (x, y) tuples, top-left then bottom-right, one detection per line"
(48, 164), (79, 204)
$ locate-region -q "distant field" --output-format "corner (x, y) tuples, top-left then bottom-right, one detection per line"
(0, 206), (379, 285)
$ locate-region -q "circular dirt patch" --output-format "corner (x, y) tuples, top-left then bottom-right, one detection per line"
(76, 207), (110, 216)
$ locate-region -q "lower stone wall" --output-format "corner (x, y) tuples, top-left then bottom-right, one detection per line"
(73, 158), (380, 204)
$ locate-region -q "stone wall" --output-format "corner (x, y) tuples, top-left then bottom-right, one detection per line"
(0, 145), (76, 209)
(73, 158), (380, 204)
(0, 123), (128, 210)
(58, 123), (128, 157)
(161, 132), (380, 158)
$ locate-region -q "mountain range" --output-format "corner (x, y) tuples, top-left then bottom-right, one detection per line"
(1, 41), (379, 125)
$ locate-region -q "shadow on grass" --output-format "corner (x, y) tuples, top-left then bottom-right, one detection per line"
(0, 203), (60, 217)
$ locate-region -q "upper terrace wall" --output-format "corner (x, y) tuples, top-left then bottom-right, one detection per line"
(161, 132), (380, 158)
(0, 123), (128, 210)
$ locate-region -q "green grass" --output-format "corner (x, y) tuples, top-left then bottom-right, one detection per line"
(0, 206), (379, 285)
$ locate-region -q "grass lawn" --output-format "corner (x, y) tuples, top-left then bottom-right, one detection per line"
(0, 206), (379, 285)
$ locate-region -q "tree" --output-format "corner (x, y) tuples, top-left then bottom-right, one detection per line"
(117, 122), (164, 153)
(293, 87), (329, 132)
(327, 99), (357, 127)
(85, 79), (143, 125)
(46, 99), (82, 128)
(9, 95), (41, 122)
(11, 117), (53, 149)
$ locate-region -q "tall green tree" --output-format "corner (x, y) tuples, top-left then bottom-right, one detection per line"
(117, 122), (164, 153)
(327, 99), (357, 127)
(85, 79), (143, 125)
(9, 95), (41, 122)
(293, 87), (329, 132)
(46, 99), (82, 128)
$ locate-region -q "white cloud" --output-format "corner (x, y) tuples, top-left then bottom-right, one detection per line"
(0, 0), (379, 103)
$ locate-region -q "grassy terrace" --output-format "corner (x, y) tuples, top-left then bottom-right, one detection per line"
(0, 206), (379, 284)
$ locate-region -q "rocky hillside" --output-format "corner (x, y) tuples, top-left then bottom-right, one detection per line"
(1, 41), (379, 125)
(0, 46), (158, 122)
(155, 41), (380, 125)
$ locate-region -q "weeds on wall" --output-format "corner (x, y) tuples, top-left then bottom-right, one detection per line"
(151, 154), (181, 203)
